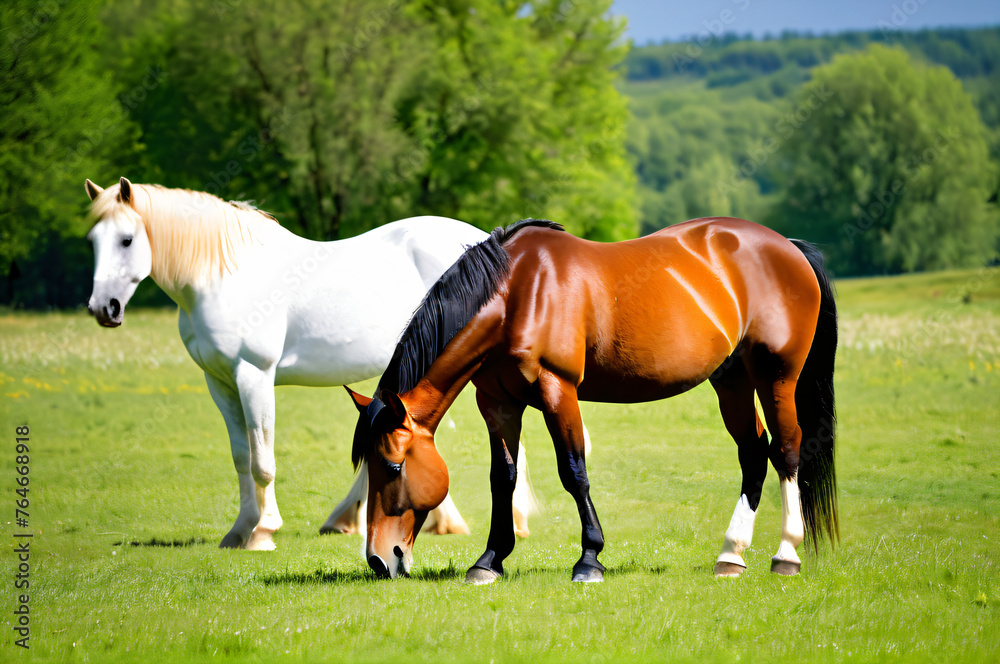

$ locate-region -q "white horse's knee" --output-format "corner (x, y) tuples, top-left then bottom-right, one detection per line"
(251, 460), (275, 487)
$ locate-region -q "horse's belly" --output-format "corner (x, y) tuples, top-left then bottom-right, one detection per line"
(273, 338), (392, 387)
(577, 327), (734, 403)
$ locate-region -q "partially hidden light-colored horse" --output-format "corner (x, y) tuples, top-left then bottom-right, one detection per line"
(84, 177), (539, 550)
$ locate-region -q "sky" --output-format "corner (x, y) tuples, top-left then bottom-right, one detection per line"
(611, 0), (1000, 45)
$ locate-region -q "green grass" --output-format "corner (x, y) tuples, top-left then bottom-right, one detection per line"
(2, 268), (999, 663)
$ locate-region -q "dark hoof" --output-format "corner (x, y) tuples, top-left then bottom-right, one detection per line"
(571, 566), (604, 583)
(319, 524), (354, 535)
(368, 555), (391, 579)
(218, 532), (246, 549)
(714, 561), (747, 578)
(572, 550), (605, 583)
(464, 566), (501, 585)
(770, 559), (801, 576)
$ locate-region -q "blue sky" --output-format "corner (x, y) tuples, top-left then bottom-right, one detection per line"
(611, 0), (1000, 45)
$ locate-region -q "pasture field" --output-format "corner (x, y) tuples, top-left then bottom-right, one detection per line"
(2, 267), (999, 663)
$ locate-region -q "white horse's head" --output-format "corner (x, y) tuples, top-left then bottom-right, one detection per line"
(85, 177), (152, 327)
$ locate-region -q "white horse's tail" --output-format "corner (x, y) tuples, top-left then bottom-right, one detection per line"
(512, 446), (540, 538)
(319, 463), (368, 536)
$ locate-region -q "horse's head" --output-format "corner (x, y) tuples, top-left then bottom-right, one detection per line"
(84, 178), (151, 327)
(346, 386), (449, 579)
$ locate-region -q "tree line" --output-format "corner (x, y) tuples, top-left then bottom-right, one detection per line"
(2, 3), (998, 308)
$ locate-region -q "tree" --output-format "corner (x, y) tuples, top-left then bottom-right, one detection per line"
(0, 2), (139, 305)
(110, 0), (636, 241)
(767, 45), (998, 274)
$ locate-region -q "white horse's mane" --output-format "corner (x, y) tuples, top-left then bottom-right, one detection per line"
(89, 183), (278, 289)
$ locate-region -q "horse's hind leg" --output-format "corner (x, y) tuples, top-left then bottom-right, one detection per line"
(710, 353), (769, 577)
(753, 363), (806, 576)
(205, 373), (260, 549)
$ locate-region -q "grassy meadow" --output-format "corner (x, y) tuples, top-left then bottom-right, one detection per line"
(1, 267), (999, 663)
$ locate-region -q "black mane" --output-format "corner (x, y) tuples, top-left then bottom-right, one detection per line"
(352, 218), (563, 467)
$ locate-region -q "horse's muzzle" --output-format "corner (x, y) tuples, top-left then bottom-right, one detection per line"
(368, 546), (409, 579)
(89, 298), (123, 327)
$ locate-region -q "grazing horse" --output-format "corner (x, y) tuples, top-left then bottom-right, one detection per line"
(83, 177), (539, 550)
(347, 217), (838, 581)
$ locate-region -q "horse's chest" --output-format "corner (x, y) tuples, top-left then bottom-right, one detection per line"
(177, 312), (247, 381)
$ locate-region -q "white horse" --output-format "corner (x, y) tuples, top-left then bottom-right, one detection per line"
(84, 177), (539, 550)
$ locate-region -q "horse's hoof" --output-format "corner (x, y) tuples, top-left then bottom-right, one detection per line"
(245, 529), (277, 551)
(319, 523), (356, 535)
(464, 566), (501, 585)
(218, 532), (246, 549)
(770, 558), (801, 576)
(571, 564), (605, 583)
(714, 561), (747, 578)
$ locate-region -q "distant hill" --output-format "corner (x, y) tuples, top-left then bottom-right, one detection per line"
(620, 26), (1000, 269)
(623, 27), (1000, 91)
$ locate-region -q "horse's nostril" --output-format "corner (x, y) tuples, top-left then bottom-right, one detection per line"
(393, 546), (404, 559)
(368, 555), (391, 579)
(109, 298), (121, 319)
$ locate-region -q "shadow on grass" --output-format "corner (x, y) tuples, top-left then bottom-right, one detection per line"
(115, 536), (210, 547)
(492, 562), (673, 582)
(261, 561), (465, 586)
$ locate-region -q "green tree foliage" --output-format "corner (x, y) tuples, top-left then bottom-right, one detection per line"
(767, 45), (998, 274)
(1, 2), (139, 305)
(627, 88), (778, 234)
(106, 0), (635, 241)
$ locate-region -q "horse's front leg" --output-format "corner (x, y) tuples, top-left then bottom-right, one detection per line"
(465, 390), (526, 585)
(539, 372), (605, 583)
(205, 373), (259, 549)
(234, 362), (283, 551)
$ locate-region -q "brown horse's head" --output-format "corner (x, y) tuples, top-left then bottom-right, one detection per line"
(345, 386), (449, 578)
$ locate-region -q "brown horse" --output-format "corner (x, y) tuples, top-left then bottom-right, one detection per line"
(346, 217), (838, 582)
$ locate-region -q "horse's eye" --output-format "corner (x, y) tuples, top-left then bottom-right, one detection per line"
(122, 238), (132, 247)
(383, 455), (402, 477)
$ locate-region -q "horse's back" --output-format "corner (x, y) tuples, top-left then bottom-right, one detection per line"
(276, 217), (487, 386)
(499, 218), (821, 402)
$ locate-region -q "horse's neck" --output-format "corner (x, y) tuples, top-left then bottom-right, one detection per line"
(142, 201), (305, 307)
(405, 305), (504, 432)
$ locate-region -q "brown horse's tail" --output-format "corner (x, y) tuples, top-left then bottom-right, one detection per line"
(790, 239), (839, 548)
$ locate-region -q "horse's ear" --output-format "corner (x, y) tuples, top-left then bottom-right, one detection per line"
(119, 177), (133, 205)
(85, 179), (104, 201)
(378, 389), (408, 430)
(344, 386), (372, 413)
